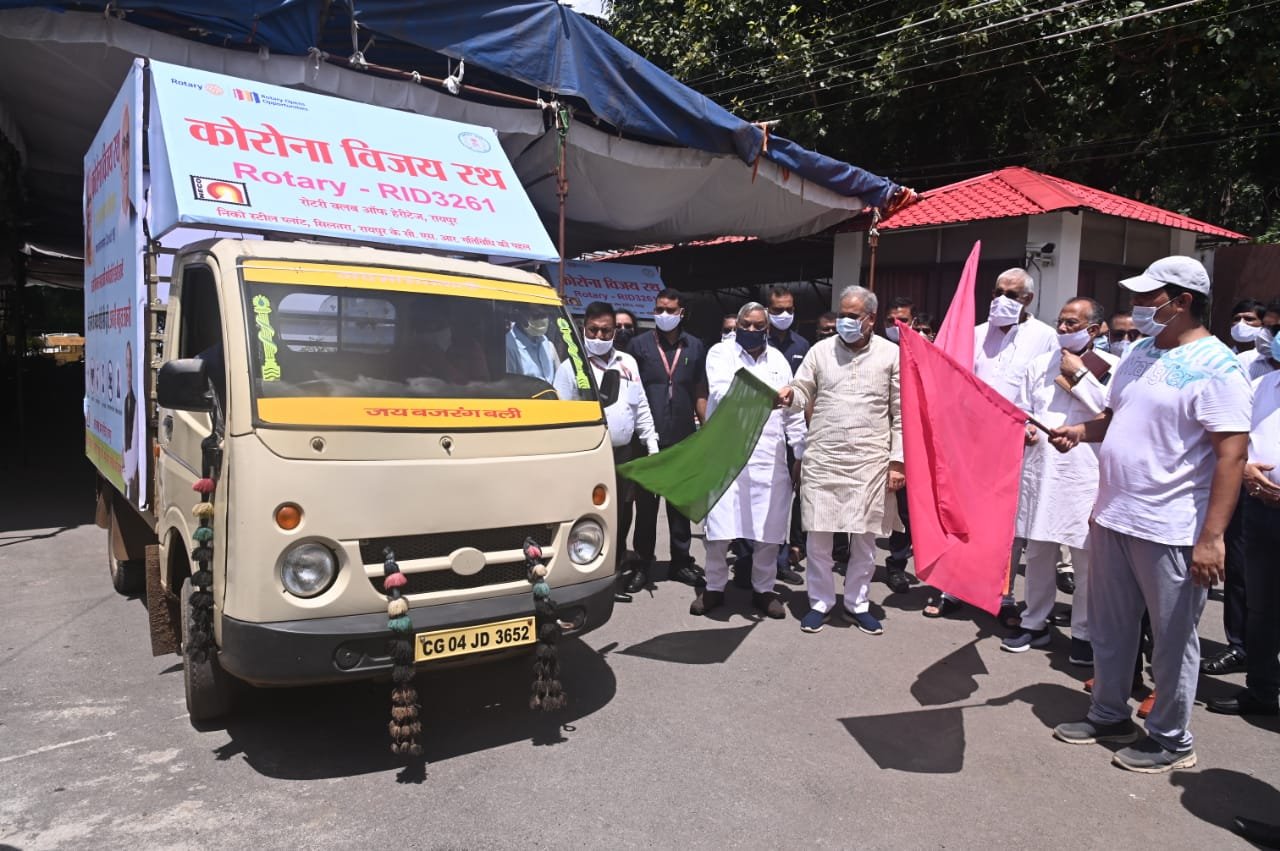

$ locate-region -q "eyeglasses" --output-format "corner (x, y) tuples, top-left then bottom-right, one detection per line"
(1109, 329), (1142, 341)
(654, 306), (682, 315)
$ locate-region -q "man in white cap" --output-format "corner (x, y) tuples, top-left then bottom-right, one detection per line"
(1048, 256), (1252, 773)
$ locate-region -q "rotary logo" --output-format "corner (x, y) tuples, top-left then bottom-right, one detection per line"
(204, 83), (225, 96)
(458, 132), (491, 153)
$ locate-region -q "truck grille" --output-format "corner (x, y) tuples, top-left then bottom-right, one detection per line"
(358, 524), (558, 565)
(369, 562), (530, 595)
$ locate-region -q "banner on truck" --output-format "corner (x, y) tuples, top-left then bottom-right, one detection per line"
(84, 59), (147, 506)
(551, 261), (664, 315)
(146, 60), (558, 263)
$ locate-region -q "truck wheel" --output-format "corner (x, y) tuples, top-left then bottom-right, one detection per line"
(108, 550), (146, 596)
(180, 577), (235, 723)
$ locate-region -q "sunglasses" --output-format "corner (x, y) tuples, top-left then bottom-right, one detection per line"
(1109, 329), (1142, 341)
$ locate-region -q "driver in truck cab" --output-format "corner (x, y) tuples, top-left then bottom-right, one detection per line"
(505, 304), (560, 384)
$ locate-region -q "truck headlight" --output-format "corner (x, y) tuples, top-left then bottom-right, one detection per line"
(567, 518), (605, 565)
(280, 542), (338, 597)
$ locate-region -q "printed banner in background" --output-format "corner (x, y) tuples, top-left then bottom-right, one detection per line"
(84, 59), (147, 507)
(617, 368), (775, 523)
(146, 59), (558, 262)
(550, 260), (664, 315)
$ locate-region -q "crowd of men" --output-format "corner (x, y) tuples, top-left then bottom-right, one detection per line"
(532, 257), (1278, 836)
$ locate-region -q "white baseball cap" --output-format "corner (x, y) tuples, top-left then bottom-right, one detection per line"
(1119, 255), (1211, 296)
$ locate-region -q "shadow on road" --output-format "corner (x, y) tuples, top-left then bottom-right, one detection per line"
(620, 622), (758, 665)
(1170, 768), (1280, 837)
(210, 637), (617, 781)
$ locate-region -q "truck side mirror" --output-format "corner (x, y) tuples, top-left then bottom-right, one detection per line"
(597, 369), (621, 408)
(157, 358), (213, 412)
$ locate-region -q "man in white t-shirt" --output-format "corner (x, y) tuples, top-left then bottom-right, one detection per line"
(925, 267), (1058, 620)
(1048, 256), (1252, 774)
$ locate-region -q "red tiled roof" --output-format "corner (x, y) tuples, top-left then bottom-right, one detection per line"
(879, 166), (1247, 240)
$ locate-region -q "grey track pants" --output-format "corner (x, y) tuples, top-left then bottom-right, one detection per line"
(1086, 524), (1207, 752)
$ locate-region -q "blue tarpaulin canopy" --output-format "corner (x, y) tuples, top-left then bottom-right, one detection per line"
(0, 1), (902, 256)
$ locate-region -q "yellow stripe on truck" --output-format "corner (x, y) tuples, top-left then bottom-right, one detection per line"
(257, 397), (602, 429)
(239, 260), (561, 305)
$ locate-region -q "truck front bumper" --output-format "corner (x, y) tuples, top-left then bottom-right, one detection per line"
(218, 575), (616, 686)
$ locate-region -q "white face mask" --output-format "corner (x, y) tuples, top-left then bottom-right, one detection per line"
(1057, 328), (1091, 353)
(721, 331), (736, 343)
(988, 296), (1024, 325)
(1232, 320), (1261, 344)
(1111, 340), (1128, 359)
(584, 336), (614, 357)
(1131, 299), (1171, 337)
(523, 317), (550, 338)
(1257, 328), (1275, 362)
(768, 310), (794, 331)
(653, 311), (681, 332)
(884, 325), (901, 344)
(835, 317), (864, 345)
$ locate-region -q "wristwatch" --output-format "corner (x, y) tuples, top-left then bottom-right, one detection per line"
(1071, 366), (1088, 383)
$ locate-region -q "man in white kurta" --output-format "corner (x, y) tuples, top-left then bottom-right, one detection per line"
(692, 304), (806, 619)
(1005, 297), (1118, 658)
(779, 286), (903, 636)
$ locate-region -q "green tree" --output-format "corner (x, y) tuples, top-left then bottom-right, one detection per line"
(608, 0), (1280, 238)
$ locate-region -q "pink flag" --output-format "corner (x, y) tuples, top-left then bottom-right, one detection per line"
(895, 241), (1026, 615)
(934, 240), (981, 366)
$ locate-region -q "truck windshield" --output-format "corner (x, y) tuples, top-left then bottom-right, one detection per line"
(239, 261), (601, 430)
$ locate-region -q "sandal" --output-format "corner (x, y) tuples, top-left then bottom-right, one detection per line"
(1201, 646), (1247, 676)
(923, 595), (960, 618)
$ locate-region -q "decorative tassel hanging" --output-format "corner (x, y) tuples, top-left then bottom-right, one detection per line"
(186, 434), (222, 664)
(524, 538), (566, 712)
(383, 548), (422, 757)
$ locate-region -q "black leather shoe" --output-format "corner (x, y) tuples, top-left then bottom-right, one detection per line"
(1236, 816), (1280, 848)
(776, 566), (804, 586)
(690, 589), (725, 616)
(1207, 690), (1279, 716)
(614, 590), (634, 603)
(1056, 569), (1076, 595)
(1201, 646), (1247, 675)
(625, 565), (649, 594)
(668, 562), (703, 586)
(885, 567), (910, 594)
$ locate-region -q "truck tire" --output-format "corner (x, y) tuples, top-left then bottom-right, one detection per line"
(109, 551), (146, 596)
(180, 577), (235, 723)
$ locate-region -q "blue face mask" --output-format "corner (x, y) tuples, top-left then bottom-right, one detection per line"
(1094, 336), (1110, 353)
(836, 317), (865, 345)
(735, 328), (767, 351)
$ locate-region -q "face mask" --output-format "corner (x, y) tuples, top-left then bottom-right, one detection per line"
(1257, 328), (1275, 362)
(1094, 336), (1111, 353)
(768, 311), (794, 331)
(415, 327), (451, 351)
(653, 311), (681, 332)
(884, 325), (900, 344)
(988, 295), (1024, 325)
(1131, 299), (1171, 337)
(816, 328), (835, 340)
(721, 331), (736, 343)
(735, 328), (767, 351)
(836, 317), (864, 345)
(1232, 320), (1261, 344)
(1111, 340), (1128, 359)
(584, 336), (614, 357)
(614, 328), (633, 350)
(1057, 328), (1092, 353)
(523, 317), (549, 337)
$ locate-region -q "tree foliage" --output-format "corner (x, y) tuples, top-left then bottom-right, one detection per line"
(607, 0), (1280, 239)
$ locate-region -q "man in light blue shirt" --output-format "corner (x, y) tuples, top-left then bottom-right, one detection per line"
(505, 305), (559, 384)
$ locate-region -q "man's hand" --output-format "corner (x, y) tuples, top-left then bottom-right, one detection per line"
(791, 458), (803, 492)
(887, 460), (905, 491)
(1243, 462), (1280, 505)
(1059, 349), (1084, 380)
(1191, 532), (1227, 588)
(776, 386), (795, 408)
(1049, 424), (1083, 453)
(1024, 424), (1039, 445)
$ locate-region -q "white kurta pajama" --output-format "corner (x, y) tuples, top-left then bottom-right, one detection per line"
(702, 341), (807, 594)
(788, 335), (902, 615)
(1015, 347), (1118, 637)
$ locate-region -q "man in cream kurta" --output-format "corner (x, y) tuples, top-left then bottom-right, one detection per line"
(692, 303), (807, 620)
(779, 285), (903, 636)
(1005, 297), (1118, 658)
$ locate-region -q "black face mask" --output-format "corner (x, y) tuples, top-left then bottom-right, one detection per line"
(735, 328), (767, 350)
(613, 328), (634, 351)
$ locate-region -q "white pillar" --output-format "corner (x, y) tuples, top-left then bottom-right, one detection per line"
(1170, 228), (1197, 256)
(832, 230), (864, 311)
(1025, 211), (1082, 321)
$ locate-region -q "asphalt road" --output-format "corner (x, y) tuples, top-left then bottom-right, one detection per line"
(2, 447), (1278, 850)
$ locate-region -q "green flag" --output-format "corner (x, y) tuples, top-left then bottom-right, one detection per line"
(618, 367), (778, 523)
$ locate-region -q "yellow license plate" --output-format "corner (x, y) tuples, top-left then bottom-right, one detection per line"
(414, 616), (536, 662)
